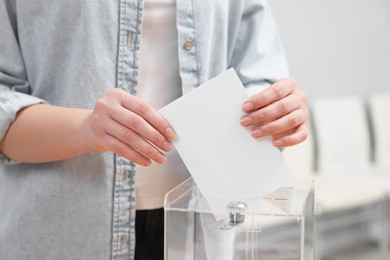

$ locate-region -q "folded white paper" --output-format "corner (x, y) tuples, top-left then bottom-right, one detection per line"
(159, 68), (293, 200)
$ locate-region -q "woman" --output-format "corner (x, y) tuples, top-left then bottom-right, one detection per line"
(0, 0), (308, 259)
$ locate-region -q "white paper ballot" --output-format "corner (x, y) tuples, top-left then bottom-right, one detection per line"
(159, 68), (293, 199)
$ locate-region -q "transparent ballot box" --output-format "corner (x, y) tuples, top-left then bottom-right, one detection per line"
(164, 177), (314, 260)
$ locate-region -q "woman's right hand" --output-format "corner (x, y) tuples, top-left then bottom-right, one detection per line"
(84, 88), (175, 166)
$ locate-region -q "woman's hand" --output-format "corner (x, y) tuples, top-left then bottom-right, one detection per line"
(85, 88), (175, 166)
(240, 78), (308, 147)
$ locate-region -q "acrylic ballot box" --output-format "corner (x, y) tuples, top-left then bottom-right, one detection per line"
(164, 177), (314, 260)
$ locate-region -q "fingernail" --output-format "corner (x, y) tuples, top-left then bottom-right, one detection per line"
(242, 103), (253, 112)
(166, 128), (175, 140)
(273, 140), (283, 146)
(252, 129), (264, 138)
(163, 141), (173, 151)
(240, 117), (252, 126)
(142, 159), (152, 167)
(156, 153), (167, 164)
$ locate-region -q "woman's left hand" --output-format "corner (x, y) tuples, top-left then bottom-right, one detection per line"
(240, 78), (308, 147)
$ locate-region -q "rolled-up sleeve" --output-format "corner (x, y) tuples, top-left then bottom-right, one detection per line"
(0, 0), (46, 159)
(229, 0), (289, 97)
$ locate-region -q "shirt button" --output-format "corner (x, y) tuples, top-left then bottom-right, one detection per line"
(120, 234), (127, 247)
(183, 40), (193, 51)
(122, 172), (128, 184)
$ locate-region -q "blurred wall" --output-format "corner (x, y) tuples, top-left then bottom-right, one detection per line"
(270, 0), (390, 99)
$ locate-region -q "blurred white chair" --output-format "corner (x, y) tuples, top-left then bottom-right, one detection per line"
(368, 92), (390, 169)
(309, 96), (388, 259)
(311, 96), (372, 175)
(286, 97), (384, 211)
(282, 121), (382, 259)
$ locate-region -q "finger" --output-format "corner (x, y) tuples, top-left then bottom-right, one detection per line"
(105, 119), (167, 164)
(272, 123), (308, 147)
(240, 93), (302, 126)
(242, 79), (295, 113)
(251, 109), (306, 138)
(111, 105), (173, 152)
(120, 94), (176, 141)
(102, 134), (152, 166)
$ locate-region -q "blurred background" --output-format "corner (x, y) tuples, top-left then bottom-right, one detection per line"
(270, 0), (390, 98)
(269, 0), (390, 259)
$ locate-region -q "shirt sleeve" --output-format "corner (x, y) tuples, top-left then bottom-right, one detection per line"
(229, 0), (290, 97)
(0, 0), (46, 161)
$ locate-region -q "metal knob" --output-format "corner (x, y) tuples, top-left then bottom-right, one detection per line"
(227, 201), (248, 224)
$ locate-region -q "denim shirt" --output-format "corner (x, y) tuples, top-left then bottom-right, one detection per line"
(0, 0), (288, 259)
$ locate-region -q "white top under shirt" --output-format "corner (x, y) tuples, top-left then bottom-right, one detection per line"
(135, 0), (190, 210)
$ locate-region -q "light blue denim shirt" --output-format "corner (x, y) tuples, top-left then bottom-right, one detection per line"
(0, 0), (288, 259)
